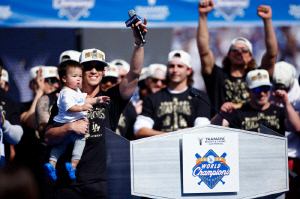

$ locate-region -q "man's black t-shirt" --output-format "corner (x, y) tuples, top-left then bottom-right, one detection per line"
(203, 64), (249, 115)
(48, 85), (128, 187)
(226, 103), (286, 135)
(116, 101), (137, 140)
(140, 87), (211, 132)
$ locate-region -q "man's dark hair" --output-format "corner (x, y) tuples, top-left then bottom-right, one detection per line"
(58, 60), (83, 84)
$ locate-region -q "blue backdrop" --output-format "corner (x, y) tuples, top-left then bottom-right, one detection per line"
(0, 0), (300, 28)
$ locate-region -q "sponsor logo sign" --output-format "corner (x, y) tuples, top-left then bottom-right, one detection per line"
(182, 133), (239, 193)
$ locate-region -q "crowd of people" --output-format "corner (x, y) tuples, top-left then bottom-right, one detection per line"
(0, 1), (299, 199)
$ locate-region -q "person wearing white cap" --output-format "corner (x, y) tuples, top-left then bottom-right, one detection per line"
(110, 59), (130, 84)
(144, 63), (167, 94)
(44, 19), (147, 198)
(211, 69), (300, 137)
(20, 66), (59, 130)
(116, 64), (167, 139)
(197, 0), (278, 116)
(0, 69), (9, 92)
(15, 65), (59, 195)
(0, 57), (23, 165)
(270, 61), (300, 198)
(100, 63), (119, 91)
(59, 50), (81, 63)
(44, 60), (109, 181)
(134, 50), (211, 138)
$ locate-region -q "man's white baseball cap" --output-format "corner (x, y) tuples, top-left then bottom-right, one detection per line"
(30, 66), (43, 81)
(230, 37), (253, 54)
(43, 66), (58, 79)
(110, 59), (130, 73)
(79, 48), (108, 66)
(246, 69), (272, 89)
(168, 50), (191, 68)
(148, 64), (167, 77)
(59, 50), (81, 63)
(1, 69), (9, 83)
(139, 67), (149, 81)
(273, 61), (294, 89)
(30, 66), (58, 81)
(104, 64), (119, 78)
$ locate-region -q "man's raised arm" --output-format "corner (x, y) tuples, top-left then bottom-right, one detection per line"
(258, 5), (278, 77)
(197, 0), (215, 76)
(119, 19), (147, 100)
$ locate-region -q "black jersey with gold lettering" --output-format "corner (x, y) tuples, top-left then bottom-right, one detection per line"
(140, 87), (211, 132)
(226, 103), (286, 135)
(203, 64), (250, 116)
(47, 84), (129, 187)
(116, 101), (137, 140)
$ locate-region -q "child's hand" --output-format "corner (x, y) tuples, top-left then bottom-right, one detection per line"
(97, 96), (110, 104)
(82, 103), (93, 111)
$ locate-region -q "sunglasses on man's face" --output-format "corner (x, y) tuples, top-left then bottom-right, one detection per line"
(151, 78), (166, 85)
(230, 46), (249, 53)
(252, 86), (271, 94)
(45, 77), (59, 86)
(82, 62), (105, 71)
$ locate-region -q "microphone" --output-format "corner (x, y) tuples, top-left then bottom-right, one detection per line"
(189, 88), (239, 129)
(125, 10), (146, 44)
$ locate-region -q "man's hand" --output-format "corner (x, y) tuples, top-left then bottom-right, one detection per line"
(70, 119), (89, 136)
(220, 102), (235, 115)
(131, 18), (147, 45)
(34, 67), (45, 96)
(96, 96), (110, 104)
(257, 5), (272, 20)
(272, 89), (288, 104)
(198, 0), (214, 15)
(135, 100), (143, 115)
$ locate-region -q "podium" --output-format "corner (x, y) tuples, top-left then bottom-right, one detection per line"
(106, 124), (288, 199)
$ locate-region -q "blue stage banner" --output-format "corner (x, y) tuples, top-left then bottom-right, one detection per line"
(0, 0), (300, 28)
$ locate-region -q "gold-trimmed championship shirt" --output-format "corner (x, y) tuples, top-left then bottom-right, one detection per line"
(47, 84), (129, 187)
(203, 64), (250, 116)
(140, 87), (211, 132)
(226, 103), (286, 135)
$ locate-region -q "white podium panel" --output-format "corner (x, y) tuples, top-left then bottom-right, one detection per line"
(130, 125), (288, 199)
(182, 133), (239, 193)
